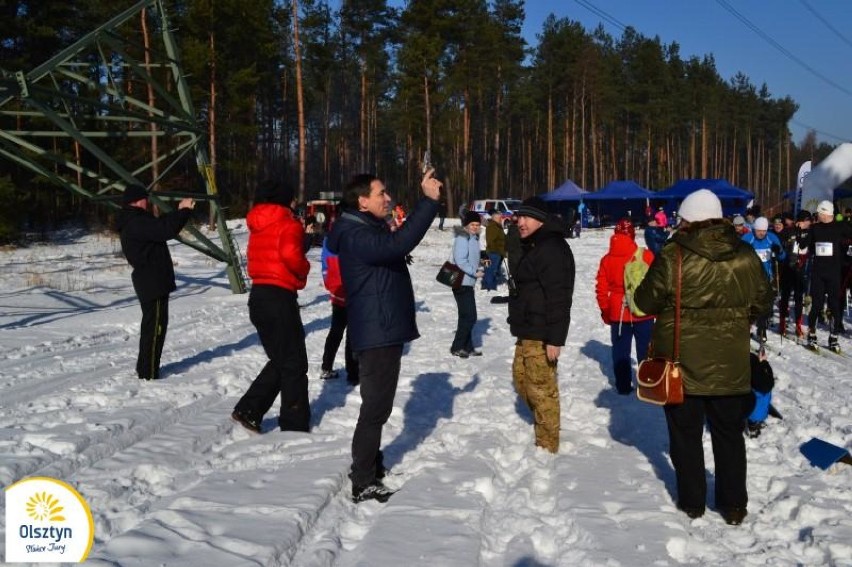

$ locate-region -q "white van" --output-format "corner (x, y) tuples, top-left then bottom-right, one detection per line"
(467, 198), (522, 227)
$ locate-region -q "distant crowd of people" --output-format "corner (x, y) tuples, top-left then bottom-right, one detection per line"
(116, 175), (850, 522)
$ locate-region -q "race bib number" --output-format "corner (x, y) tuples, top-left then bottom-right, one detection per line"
(756, 248), (771, 263)
(815, 242), (833, 257)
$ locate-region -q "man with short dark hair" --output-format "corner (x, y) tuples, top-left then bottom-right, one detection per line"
(508, 197), (575, 453)
(117, 184), (194, 380)
(327, 169), (441, 503)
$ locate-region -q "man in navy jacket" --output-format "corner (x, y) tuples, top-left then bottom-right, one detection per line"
(327, 170), (440, 503)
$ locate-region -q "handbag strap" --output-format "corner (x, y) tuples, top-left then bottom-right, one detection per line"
(672, 245), (682, 361)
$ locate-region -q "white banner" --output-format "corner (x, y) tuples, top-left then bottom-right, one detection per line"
(801, 143), (852, 213)
(794, 160), (811, 214)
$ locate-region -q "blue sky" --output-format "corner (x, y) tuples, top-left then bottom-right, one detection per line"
(520, 0), (852, 146)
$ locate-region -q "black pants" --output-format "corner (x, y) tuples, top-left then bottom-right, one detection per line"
(350, 344), (403, 487)
(137, 295), (169, 380)
(321, 303), (358, 380)
(235, 284), (310, 431)
(779, 265), (809, 325)
(664, 394), (754, 511)
(451, 286), (477, 352)
(808, 270), (842, 334)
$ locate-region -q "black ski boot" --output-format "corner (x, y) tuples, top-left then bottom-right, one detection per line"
(806, 331), (819, 351)
(828, 334), (840, 354)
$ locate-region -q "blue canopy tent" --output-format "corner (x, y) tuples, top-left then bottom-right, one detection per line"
(656, 178), (753, 219)
(538, 180), (586, 226)
(582, 181), (653, 226)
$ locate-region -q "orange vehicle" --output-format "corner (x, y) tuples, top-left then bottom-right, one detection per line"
(306, 199), (339, 233)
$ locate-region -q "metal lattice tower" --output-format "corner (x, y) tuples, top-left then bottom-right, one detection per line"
(0, 0), (246, 293)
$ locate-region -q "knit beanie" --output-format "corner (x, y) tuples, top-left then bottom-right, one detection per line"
(255, 179), (295, 207)
(123, 183), (149, 205)
(462, 210), (481, 226)
(517, 197), (549, 222)
(678, 189), (722, 222)
(753, 217), (769, 231)
(816, 200), (834, 216)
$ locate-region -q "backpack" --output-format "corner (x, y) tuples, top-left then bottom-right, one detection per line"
(624, 246), (651, 317)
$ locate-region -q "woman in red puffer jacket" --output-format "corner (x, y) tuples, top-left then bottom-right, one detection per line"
(595, 219), (655, 395)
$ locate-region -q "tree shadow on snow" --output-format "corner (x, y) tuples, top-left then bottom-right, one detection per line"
(585, 339), (677, 502)
(160, 332), (259, 377)
(383, 372), (480, 470)
(310, 372), (355, 428)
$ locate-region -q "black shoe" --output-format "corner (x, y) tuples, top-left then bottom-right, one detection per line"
(828, 335), (840, 353)
(320, 369), (339, 380)
(231, 410), (261, 434)
(352, 480), (394, 503)
(720, 507), (747, 526)
(745, 420), (764, 438)
(807, 332), (818, 350)
(678, 505), (705, 519)
(450, 349), (469, 358)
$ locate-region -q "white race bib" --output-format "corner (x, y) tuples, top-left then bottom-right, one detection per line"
(815, 242), (833, 257)
(792, 241), (800, 254)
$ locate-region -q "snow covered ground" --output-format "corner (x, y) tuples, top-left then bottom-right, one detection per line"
(1, 217), (850, 566)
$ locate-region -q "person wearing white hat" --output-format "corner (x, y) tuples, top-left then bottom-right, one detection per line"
(633, 188), (773, 525)
(741, 217), (786, 343)
(804, 200), (852, 352)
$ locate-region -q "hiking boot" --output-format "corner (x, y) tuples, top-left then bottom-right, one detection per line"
(231, 409), (262, 434)
(720, 507), (747, 526)
(678, 505), (705, 519)
(745, 420), (764, 438)
(352, 480), (394, 503)
(320, 369), (339, 380)
(450, 349), (469, 358)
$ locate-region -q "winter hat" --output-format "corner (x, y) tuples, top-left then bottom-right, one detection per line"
(678, 189), (723, 222)
(796, 209), (812, 222)
(732, 214), (745, 226)
(122, 183), (149, 205)
(462, 210), (481, 227)
(517, 196), (549, 222)
(816, 200), (834, 216)
(753, 216), (769, 231)
(614, 218), (635, 240)
(255, 179), (295, 207)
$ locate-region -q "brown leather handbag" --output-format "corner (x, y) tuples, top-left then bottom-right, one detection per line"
(636, 245), (685, 406)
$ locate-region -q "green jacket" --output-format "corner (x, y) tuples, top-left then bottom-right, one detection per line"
(485, 220), (506, 255)
(634, 221), (773, 396)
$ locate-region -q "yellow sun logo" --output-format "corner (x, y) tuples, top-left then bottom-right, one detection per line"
(26, 491), (66, 522)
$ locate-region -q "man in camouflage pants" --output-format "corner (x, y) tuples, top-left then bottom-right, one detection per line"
(508, 197), (575, 452)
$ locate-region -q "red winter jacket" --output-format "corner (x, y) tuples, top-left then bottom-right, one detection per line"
(595, 232), (655, 325)
(246, 204), (310, 291)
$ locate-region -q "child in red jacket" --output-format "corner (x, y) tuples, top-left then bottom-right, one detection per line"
(595, 219), (655, 394)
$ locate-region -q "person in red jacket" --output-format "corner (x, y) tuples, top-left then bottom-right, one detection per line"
(319, 234), (359, 385)
(232, 180), (311, 433)
(595, 219), (655, 395)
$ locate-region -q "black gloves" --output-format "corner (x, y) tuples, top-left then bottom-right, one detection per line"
(405, 254), (414, 265)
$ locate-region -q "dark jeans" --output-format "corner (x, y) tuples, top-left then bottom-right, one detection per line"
(321, 303), (358, 380)
(482, 252), (502, 290)
(350, 345), (403, 487)
(451, 286), (477, 352)
(778, 265), (806, 324)
(610, 319), (652, 392)
(235, 284), (310, 432)
(137, 295), (169, 380)
(808, 270), (842, 334)
(664, 394), (754, 511)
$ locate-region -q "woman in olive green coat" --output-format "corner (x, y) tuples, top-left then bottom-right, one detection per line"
(634, 189), (773, 526)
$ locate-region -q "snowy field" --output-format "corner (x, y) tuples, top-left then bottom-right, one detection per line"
(1, 216), (850, 566)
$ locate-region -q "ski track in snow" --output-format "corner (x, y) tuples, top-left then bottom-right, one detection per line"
(1, 222), (851, 566)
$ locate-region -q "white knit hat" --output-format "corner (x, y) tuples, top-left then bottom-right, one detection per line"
(816, 200), (834, 215)
(753, 216), (769, 231)
(678, 189), (723, 222)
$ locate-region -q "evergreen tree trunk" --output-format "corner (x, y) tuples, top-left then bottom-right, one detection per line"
(292, 0), (306, 203)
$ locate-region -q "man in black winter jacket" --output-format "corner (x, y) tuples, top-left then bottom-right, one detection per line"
(117, 184), (194, 380)
(508, 197), (575, 453)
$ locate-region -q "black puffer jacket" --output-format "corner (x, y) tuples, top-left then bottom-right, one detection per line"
(117, 206), (192, 302)
(634, 220), (773, 395)
(508, 217), (575, 346)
